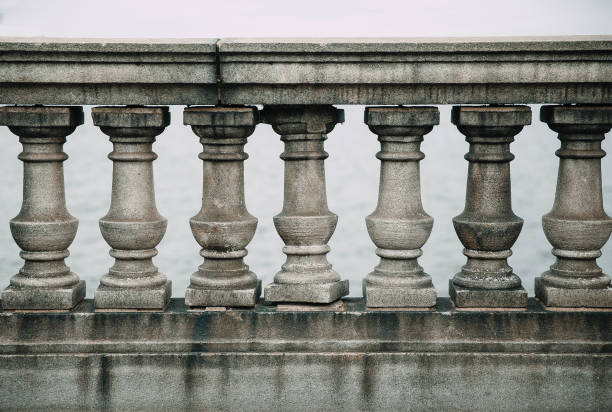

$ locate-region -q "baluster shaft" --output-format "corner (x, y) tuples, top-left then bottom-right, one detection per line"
(450, 106), (531, 308)
(363, 106), (439, 308)
(92, 106), (171, 310)
(536, 105), (612, 308)
(183, 106), (260, 308)
(0, 105), (85, 310)
(262, 105), (349, 304)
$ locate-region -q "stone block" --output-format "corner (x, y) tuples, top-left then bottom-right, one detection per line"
(185, 280), (261, 308)
(94, 280), (171, 311)
(449, 279), (527, 308)
(2, 280), (85, 311)
(535, 277), (612, 308)
(264, 280), (349, 304)
(364, 281), (436, 308)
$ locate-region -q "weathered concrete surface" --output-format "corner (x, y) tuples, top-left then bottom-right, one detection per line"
(0, 36), (611, 105)
(0, 298), (610, 411)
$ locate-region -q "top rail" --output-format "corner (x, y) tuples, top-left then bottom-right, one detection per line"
(0, 35), (611, 105)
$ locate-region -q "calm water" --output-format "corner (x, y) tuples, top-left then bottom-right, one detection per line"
(0, 105), (610, 298)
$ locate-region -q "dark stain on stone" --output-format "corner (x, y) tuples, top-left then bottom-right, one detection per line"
(273, 354), (286, 401)
(182, 353), (197, 410)
(360, 354), (376, 409)
(76, 356), (91, 408)
(98, 355), (111, 411)
(329, 354), (350, 404)
(218, 355), (230, 405)
(193, 313), (211, 340)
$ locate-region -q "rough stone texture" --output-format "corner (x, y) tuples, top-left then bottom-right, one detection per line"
(0, 36), (611, 104)
(262, 105), (349, 304)
(92, 106), (171, 310)
(0, 298), (610, 410)
(536, 105), (612, 308)
(362, 106), (439, 308)
(183, 106), (260, 308)
(450, 106), (531, 308)
(0, 105), (85, 310)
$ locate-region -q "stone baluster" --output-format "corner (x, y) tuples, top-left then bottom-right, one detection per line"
(262, 105), (349, 304)
(92, 106), (171, 310)
(183, 106), (261, 308)
(536, 105), (612, 308)
(0, 106), (85, 310)
(363, 106), (439, 308)
(449, 106), (531, 308)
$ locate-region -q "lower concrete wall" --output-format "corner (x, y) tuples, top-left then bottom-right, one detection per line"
(1, 298), (610, 411)
(2, 352), (610, 411)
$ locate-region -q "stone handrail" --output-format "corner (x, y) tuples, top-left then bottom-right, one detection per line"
(0, 36), (611, 410)
(0, 36), (611, 105)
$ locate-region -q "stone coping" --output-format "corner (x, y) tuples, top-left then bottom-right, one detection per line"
(0, 35), (610, 105)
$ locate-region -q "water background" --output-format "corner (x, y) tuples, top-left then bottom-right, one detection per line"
(0, 105), (610, 297)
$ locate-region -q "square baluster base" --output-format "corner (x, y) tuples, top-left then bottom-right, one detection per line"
(535, 277), (612, 308)
(185, 280), (261, 308)
(2, 280), (85, 311)
(94, 280), (172, 311)
(264, 280), (349, 304)
(363, 280), (436, 308)
(449, 279), (527, 308)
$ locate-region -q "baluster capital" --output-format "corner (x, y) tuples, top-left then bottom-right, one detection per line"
(184, 105), (259, 139)
(0, 105), (85, 310)
(261, 105), (344, 135)
(452, 105), (531, 140)
(541, 105), (612, 135)
(92, 106), (170, 138)
(0, 105), (83, 137)
(365, 105), (439, 137)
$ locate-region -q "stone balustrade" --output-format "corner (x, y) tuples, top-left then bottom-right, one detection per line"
(0, 36), (610, 410)
(2, 102), (609, 310)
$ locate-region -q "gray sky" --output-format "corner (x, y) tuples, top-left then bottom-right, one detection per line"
(0, 0), (610, 38)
